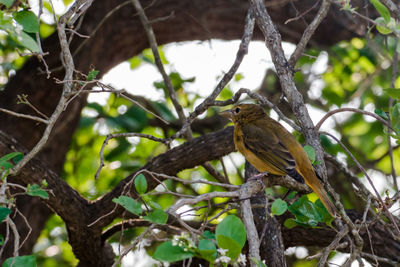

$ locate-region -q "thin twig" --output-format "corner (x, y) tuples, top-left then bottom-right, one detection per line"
(288, 0), (331, 66)
(98, 83), (170, 125)
(360, 252), (400, 266)
(111, 225), (154, 267)
(142, 170), (239, 190)
(0, 108), (48, 124)
(0, 218), (9, 259)
(205, 205), (236, 225)
(286, 1), (320, 24)
(213, 88), (301, 131)
(379, 0), (400, 21)
(321, 131), (400, 236)
(239, 183), (261, 265)
(65, 28), (90, 38)
(171, 9), (255, 139)
(7, 217), (20, 258)
(325, 153), (380, 208)
(35, 0), (51, 78)
(95, 133), (168, 179)
(201, 162), (226, 184)
(10, 0), (94, 175)
(14, 208), (32, 250)
(131, 0), (191, 138)
(314, 225), (349, 266)
(17, 95), (49, 120)
(219, 157), (230, 183)
(315, 107), (393, 131)
(388, 36), (399, 191)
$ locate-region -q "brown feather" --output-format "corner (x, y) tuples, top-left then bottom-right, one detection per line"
(224, 104), (337, 217)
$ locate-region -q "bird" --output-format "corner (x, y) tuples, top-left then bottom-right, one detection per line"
(221, 103), (337, 217)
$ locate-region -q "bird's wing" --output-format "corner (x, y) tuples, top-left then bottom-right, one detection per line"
(241, 121), (304, 183)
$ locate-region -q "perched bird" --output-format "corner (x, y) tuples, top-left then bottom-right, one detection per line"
(221, 103), (337, 217)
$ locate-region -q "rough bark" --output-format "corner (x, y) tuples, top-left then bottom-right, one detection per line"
(246, 162), (287, 267)
(281, 210), (400, 263)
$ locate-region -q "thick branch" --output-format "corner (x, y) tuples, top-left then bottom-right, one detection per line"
(281, 211), (400, 263)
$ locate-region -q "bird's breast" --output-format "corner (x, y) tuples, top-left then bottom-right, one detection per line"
(234, 125), (283, 175)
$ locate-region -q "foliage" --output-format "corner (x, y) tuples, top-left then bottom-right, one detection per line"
(3, 255), (37, 267)
(153, 215), (246, 265)
(285, 196), (333, 228)
(1, 0), (400, 265)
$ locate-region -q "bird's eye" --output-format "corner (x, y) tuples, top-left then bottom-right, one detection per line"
(235, 107), (241, 113)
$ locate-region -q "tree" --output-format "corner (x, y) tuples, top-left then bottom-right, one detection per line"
(0, 0), (400, 266)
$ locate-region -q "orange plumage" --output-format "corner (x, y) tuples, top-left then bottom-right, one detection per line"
(221, 104), (337, 217)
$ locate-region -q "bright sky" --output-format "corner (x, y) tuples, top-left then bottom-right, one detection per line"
(96, 40), (295, 102)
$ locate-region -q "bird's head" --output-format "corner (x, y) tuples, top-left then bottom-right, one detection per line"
(220, 103), (266, 124)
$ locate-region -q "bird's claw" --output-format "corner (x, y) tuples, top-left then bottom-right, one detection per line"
(247, 171), (269, 181)
(247, 171), (269, 188)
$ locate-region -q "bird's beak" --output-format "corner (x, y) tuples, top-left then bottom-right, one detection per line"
(220, 109), (233, 120)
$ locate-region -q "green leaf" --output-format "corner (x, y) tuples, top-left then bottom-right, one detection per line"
(143, 209), (168, 224)
(0, 152), (23, 163)
(0, 207), (11, 222)
(0, 152), (23, 171)
(11, 153), (23, 165)
(134, 173), (147, 194)
(13, 11), (39, 33)
(153, 241), (194, 262)
(286, 191), (297, 200)
(315, 199), (335, 226)
(152, 102), (176, 121)
(26, 184), (49, 199)
(86, 102), (104, 114)
(303, 145), (316, 163)
(87, 69), (99, 81)
(271, 198), (287, 216)
(383, 88), (400, 99)
(63, 0), (74, 6)
(234, 73), (244, 81)
(374, 109), (389, 120)
(0, 234), (4, 245)
(0, 161), (13, 171)
(216, 215), (246, 259)
(250, 257), (268, 267)
(370, 0), (391, 22)
(197, 239), (217, 261)
(112, 196), (142, 215)
(203, 230), (215, 240)
(128, 56), (142, 69)
(313, 160), (322, 166)
(1, 169), (10, 180)
(16, 31), (39, 52)
(375, 17), (393, 35)
(0, 0), (14, 8)
(142, 195), (162, 210)
(390, 103), (400, 135)
(216, 235), (241, 260)
(3, 255), (37, 267)
(288, 195), (331, 227)
(283, 218), (298, 229)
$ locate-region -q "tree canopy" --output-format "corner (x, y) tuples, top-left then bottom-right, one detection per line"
(0, 0), (400, 266)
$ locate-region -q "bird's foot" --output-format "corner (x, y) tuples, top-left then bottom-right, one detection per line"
(246, 172), (268, 189)
(247, 171), (269, 181)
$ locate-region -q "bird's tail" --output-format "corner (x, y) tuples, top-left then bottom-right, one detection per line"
(310, 184), (338, 217)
